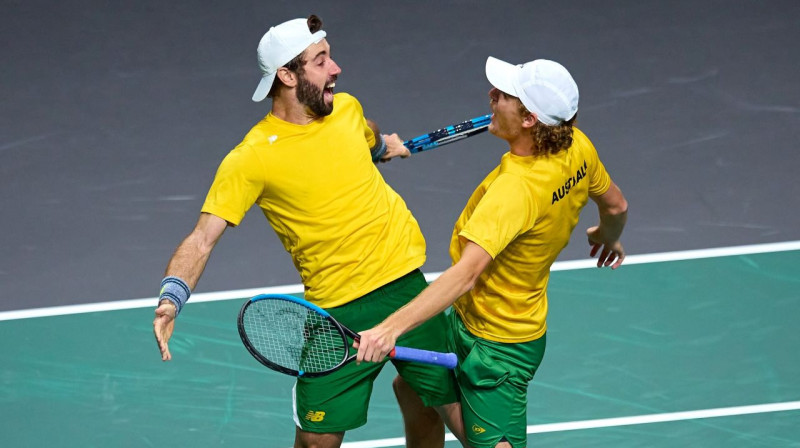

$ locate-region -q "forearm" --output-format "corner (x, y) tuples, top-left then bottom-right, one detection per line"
(157, 233), (214, 314)
(355, 243), (491, 363)
(160, 213), (227, 306)
(597, 206), (627, 242)
(592, 182), (628, 242)
(164, 232), (214, 290)
(154, 213), (225, 360)
(383, 262), (479, 337)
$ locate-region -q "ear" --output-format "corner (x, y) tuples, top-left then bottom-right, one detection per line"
(276, 67), (298, 88)
(521, 112), (537, 129)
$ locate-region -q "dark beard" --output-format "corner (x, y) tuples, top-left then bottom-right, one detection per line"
(296, 74), (333, 118)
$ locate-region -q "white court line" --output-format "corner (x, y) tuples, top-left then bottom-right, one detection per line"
(338, 400), (800, 448)
(1, 240), (799, 322)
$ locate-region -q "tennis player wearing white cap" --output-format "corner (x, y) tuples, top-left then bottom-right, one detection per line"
(356, 56), (629, 448)
(153, 15), (465, 448)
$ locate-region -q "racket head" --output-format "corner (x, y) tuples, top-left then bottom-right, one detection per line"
(237, 294), (351, 377)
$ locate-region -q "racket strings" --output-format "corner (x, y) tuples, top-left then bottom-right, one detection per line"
(243, 300), (347, 373)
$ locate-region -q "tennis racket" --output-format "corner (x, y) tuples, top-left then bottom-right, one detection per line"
(403, 114), (492, 153)
(238, 293), (458, 377)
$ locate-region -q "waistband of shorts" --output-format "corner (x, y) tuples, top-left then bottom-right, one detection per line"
(329, 269), (423, 310)
(375, 268), (423, 293)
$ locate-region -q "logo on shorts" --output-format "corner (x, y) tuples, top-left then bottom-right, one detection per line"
(472, 424), (486, 434)
(305, 410), (326, 422)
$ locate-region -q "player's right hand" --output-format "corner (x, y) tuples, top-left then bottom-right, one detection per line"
(354, 324), (399, 364)
(153, 300), (177, 361)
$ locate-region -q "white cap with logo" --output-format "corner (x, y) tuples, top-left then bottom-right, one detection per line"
(252, 18), (327, 102)
(485, 56), (579, 126)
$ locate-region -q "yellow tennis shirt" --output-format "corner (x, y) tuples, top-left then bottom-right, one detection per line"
(201, 93), (426, 307)
(451, 127), (611, 343)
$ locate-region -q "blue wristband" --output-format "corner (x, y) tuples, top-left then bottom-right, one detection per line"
(159, 276), (191, 316)
(370, 134), (387, 162)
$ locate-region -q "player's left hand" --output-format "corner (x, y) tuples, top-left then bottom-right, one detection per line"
(586, 225), (625, 269)
(353, 325), (399, 364)
(379, 133), (411, 162)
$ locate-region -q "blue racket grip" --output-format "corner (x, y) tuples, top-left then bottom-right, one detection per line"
(390, 347), (458, 369)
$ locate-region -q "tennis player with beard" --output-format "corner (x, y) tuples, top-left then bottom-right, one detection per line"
(152, 15), (464, 448)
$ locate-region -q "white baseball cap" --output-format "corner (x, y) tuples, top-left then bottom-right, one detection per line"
(252, 18), (327, 102)
(485, 56), (579, 126)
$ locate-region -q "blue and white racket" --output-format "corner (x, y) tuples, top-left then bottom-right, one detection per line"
(238, 294), (457, 377)
(403, 114), (491, 153)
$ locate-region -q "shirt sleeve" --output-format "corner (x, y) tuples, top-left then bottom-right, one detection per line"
(584, 138), (611, 197)
(201, 144), (264, 226)
(362, 117), (376, 148)
(347, 95), (376, 148)
(458, 173), (537, 258)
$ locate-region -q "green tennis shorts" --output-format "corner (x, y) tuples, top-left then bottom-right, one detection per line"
(293, 270), (458, 433)
(449, 311), (547, 448)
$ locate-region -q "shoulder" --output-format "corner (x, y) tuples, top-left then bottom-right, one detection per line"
(220, 141), (259, 166)
(242, 115), (278, 141)
(570, 126), (596, 152)
(571, 126), (592, 148)
(327, 92), (365, 122)
(239, 115), (291, 151)
(564, 126), (600, 164)
(490, 170), (534, 201)
(334, 92), (359, 108)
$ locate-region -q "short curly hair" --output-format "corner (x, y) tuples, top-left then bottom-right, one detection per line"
(518, 101), (576, 156)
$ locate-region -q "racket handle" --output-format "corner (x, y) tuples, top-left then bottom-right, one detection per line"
(389, 347), (458, 369)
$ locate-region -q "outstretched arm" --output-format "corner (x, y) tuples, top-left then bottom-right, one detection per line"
(354, 242), (492, 364)
(587, 181), (628, 269)
(153, 212), (228, 361)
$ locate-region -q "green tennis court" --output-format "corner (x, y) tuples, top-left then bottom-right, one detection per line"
(1, 244), (798, 447)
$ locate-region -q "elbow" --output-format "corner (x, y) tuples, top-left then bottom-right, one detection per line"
(599, 194), (628, 217)
(454, 243), (492, 295)
(460, 267), (483, 296)
(460, 278), (477, 297)
(594, 182), (628, 217)
(608, 198), (628, 216)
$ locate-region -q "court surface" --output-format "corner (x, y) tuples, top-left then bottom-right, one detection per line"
(2, 242), (798, 447)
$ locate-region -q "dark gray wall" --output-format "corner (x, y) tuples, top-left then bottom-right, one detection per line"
(2, 0), (799, 310)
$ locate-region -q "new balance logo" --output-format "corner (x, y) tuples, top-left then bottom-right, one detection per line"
(305, 410), (326, 422)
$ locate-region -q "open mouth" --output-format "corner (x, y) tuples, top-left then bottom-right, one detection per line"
(324, 82), (335, 101)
